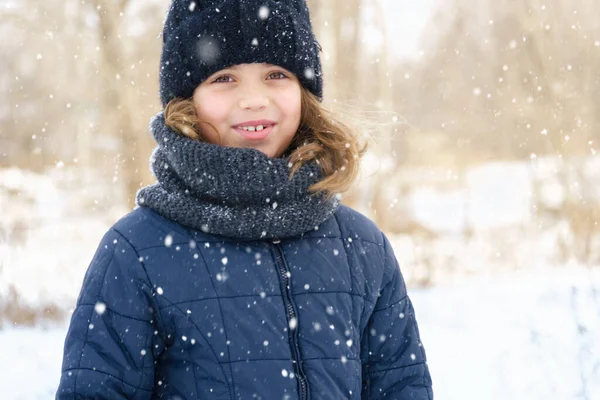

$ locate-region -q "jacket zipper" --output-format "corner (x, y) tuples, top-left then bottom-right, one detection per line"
(272, 239), (309, 400)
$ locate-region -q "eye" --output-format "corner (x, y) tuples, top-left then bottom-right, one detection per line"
(213, 75), (233, 83)
(267, 72), (287, 80)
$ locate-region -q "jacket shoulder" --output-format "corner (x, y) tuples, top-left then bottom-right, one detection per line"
(333, 205), (384, 247)
(109, 206), (191, 251)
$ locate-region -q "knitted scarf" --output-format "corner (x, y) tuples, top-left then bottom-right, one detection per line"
(135, 113), (339, 240)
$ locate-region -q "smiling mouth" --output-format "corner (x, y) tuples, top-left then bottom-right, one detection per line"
(232, 124), (275, 140)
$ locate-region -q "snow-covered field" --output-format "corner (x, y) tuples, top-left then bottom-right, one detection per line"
(2, 267), (598, 399)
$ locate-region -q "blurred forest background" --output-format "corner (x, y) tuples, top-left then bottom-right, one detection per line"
(1, 0), (600, 323)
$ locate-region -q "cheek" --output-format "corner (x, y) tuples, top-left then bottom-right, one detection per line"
(193, 93), (231, 144)
(279, 89), (302, 125)
(194, 93), (229, 126)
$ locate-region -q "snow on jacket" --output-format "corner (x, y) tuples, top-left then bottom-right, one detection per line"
(56, 205), (433, 399)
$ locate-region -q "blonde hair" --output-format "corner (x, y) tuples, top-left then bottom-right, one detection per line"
(164, 86), (367, 199)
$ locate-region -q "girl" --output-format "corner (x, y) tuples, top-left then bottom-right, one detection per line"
(57, 0), (433, 399)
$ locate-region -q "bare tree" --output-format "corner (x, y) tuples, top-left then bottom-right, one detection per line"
(92, 0), (144, 206)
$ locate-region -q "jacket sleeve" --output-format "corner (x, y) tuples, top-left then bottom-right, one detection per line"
(361, 234), (433, 399)
(56, 228), (160, 399)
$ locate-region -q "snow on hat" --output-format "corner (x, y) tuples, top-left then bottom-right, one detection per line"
(159, 0), (323, 107)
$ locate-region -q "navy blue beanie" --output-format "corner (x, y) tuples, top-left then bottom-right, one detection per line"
(159, 0), (323, 107)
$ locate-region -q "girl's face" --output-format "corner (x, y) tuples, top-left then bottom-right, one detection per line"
(192, 63), (302, 158)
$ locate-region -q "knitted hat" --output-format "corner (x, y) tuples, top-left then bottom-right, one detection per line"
(159, 0), (323, 107)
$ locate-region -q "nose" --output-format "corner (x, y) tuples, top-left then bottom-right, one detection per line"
(239, 91), (269, 110)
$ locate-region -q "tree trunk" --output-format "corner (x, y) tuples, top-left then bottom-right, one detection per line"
(331, 0), (361, 101)
(93, 0), (141, 207)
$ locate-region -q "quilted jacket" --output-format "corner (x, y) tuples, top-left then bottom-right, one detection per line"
(56, 205), (433, 399)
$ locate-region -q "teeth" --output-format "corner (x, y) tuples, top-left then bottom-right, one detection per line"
(240, 125), (267, 132)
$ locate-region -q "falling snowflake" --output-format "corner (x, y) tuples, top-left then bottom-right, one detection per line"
(258, 6), (269, 20)
(94, 302), (106, 315)
(216, 272), (229, 282)
(304, 67), (315, 79)
(164, 235), (173, 247)
(196, 37), (221, 65)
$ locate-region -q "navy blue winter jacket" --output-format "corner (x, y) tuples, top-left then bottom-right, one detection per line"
(57, 205), (433, 399)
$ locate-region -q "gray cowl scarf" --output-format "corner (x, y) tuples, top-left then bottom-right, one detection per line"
(136, 113), (340, 240)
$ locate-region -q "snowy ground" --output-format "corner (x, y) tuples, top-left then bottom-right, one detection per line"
(2, 267), (598, 400)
